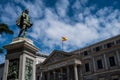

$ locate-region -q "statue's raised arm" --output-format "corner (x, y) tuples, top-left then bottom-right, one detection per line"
(16, 9), (32, 37)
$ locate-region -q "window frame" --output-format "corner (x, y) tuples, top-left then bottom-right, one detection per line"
(109, 56), (116, 67)
(84, 63), (90, 72)
(97, 59), (103, 69)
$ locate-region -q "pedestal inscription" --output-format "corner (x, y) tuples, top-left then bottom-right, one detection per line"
(7, 59), (19, 80)
(25, 58), (33, 80)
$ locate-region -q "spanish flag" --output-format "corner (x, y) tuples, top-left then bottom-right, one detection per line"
(62, 36), (68, 41)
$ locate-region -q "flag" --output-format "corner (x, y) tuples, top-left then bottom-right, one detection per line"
(62, 36), (68, 41)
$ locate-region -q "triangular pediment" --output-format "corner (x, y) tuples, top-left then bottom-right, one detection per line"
(42, 50), (71, 65)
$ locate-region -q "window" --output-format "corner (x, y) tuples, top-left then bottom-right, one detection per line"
(93, 46), (102, 52)
(97, 59), (103, 69)
(109, 56), (116, 67)
(84, 51), (88, 56)
(85, 63), (90, 72)
(105, 42), (114, 48)
(95, 46), (100, 51)
(116, 39), (120, 44)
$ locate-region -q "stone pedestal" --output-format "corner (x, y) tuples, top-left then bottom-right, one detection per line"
(3, 37), (39, 80)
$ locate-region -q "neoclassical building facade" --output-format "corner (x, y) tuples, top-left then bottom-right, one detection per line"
(36, 35), (120, 80)
(0, 35), (120, 80)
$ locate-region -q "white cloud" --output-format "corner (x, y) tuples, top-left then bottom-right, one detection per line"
(0, 0), (120, 55)
(21, 0), (44, 19)
(56, 0), (69, 17)
(72, 0), (88, 10)
(0, 3), (22, 25)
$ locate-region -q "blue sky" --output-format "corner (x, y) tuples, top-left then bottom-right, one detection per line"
(0, 0), (120, 63)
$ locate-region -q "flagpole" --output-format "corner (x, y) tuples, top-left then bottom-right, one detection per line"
(61, 36), (68, 51)
(62, 40), (63, 51)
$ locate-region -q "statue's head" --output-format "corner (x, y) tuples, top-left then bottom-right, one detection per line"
(24, 9), (29, 14)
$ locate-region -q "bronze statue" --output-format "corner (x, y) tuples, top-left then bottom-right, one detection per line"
(16, 9), (32, 37)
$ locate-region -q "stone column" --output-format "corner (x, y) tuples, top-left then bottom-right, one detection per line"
(60, 68), (63, 80)
(92, 57), (96, 72)
(47, 71), (50, 80)
(77, 65), (81, 80)
(74, 64), (78, 80)
(33, 58), (36, 80)
(116, 50), (120, 66)
(43, 72), (47, 80)
(80, 66), (83, 80)
(53, 71), (56, 80)
(19, 54), (25, 80)
(42, 72), (44, 80)
(42, 72), (45, 80)
(67, 66), (70, 80)
(40, 72), (43, 80)
(103, 54), (108, 70)
(3, 60), (9, 80)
